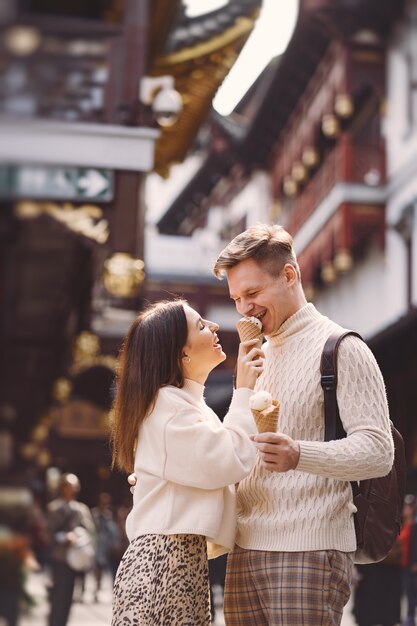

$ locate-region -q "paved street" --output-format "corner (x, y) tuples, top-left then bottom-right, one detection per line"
(20, 571), (230, 626)
(20, 570), (359, 626)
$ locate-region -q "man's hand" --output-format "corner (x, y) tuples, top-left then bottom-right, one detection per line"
(250, 432), (300, 472)
(128, 473), (137, 494)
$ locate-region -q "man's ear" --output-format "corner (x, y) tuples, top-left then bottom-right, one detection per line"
(283, 263), (298, 287)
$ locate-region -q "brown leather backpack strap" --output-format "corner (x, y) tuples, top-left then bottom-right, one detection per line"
(320, 330), (363, 441)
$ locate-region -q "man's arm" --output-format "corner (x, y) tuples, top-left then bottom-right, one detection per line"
(252, 335), (393, 480)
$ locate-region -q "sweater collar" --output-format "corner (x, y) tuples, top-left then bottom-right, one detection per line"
(268, 303), (322, 345)
(182, 378), (205, 401)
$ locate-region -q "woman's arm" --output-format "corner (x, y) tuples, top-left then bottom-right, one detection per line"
(163, 387), (257, 489)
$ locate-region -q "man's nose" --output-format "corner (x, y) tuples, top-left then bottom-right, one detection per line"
(238, 299), (253, 316)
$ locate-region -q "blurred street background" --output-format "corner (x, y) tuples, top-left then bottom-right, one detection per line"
(1, 0), (417, 625)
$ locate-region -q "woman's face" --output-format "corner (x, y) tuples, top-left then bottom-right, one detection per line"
(182, 305), (226, 382)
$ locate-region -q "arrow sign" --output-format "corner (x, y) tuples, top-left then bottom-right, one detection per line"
(77, 169), (111, 198)
(0, 165), (114, 202)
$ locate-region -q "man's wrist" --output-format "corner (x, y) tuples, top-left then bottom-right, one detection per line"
(293, 441), (301, 469)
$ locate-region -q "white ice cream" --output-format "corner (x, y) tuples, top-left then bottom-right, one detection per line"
(239, 315), (263, 330)
(249, 390), (272, 411)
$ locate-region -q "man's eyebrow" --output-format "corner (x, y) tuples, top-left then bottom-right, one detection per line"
(230, 286), (259, 299)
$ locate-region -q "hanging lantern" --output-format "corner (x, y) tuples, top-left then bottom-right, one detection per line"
(334, 249), (353, 273)
(291, 161), (308, 183)
(4, 25), (42, 57)
(302, 147), (319, 169)
(321, 262), (336, 283)
(283, 176), (298, 197)
(322, 114), (340, 138)
(334, 94), (354, 119)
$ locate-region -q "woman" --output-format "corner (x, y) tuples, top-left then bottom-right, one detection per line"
(111, 299), (263, 625)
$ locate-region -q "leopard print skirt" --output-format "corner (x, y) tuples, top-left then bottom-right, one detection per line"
(112, 533), (211, 626)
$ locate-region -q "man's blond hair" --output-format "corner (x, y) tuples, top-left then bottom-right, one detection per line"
(213, 223), (300, 279)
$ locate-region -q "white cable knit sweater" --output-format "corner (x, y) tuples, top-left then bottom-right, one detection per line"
(232, 303), (394, 553)
(125, 380), (257, 558)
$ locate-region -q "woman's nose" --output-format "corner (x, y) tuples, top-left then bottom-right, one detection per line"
(209, 320), (219, 332)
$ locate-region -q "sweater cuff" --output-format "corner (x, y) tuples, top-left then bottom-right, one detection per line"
(297, 441), (324, 473)
(223, 387), (256, 430)
(229, 387), (253, 411)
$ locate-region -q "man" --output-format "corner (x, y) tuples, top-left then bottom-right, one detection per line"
(47, 473), (95, 626)
(212, 223), (393, 625)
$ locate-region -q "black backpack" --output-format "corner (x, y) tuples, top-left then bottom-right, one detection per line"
(320, 330), (406, 564)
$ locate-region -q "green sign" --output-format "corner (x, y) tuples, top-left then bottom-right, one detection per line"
(0, 165), (114, 201)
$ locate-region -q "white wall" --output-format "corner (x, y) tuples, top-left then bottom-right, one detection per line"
(385, 1), (417, 310)
(385, 8), (417, 177)
(226, 170), (272, 226)
(145, 227), (223, 277)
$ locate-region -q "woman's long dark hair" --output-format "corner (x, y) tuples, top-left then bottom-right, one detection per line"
(111, 299), (188, 473)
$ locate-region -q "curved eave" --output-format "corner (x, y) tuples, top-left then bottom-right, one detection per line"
(150, 7), (261, 177)
(164, 0), (263, 54)
(149, 0), (182, 64)
(154, 15), (257, 66)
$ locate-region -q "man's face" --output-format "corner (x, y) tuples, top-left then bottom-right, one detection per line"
(227, 258), (295, 336)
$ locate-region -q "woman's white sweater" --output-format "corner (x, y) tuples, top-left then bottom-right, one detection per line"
(235, 303), (394, 553)
(125, 379), (257, 558)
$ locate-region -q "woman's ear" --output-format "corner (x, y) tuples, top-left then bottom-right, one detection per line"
(182, 353), (191, 364)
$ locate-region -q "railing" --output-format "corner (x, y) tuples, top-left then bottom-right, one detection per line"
(284, 136), (386, 236)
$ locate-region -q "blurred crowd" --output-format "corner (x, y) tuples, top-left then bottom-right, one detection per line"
(4, 474), (417, 626)
(0, 472), (130, 626)
(0, 467), (229, 626)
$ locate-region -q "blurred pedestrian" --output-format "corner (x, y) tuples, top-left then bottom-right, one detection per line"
(403, 495), (417, 626)
(47, 473), (95, 626)
(27, 490), (49, 569)
(209, 553), (227, 622)
(110, 299), (262, 625)
(92, 491), (121, 601)
(353, 539), (403, 626)
(73, 571), (86, 603)
(105, 500), (130, 577)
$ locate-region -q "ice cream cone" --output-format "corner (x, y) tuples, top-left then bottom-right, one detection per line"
(252, 400), (280, 433)
(236, 319), (263, 343)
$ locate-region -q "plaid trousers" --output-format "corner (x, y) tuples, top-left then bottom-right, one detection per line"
(224, 546), (354, 625)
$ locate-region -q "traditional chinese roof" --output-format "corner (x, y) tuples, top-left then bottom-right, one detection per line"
(165, 0), (262, 54)
(157, 0), (405, 234)
(149, 0), (263, 176)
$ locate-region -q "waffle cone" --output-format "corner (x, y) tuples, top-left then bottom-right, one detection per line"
(236, 319), (263, 343)
(252, 400), (279, 433)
